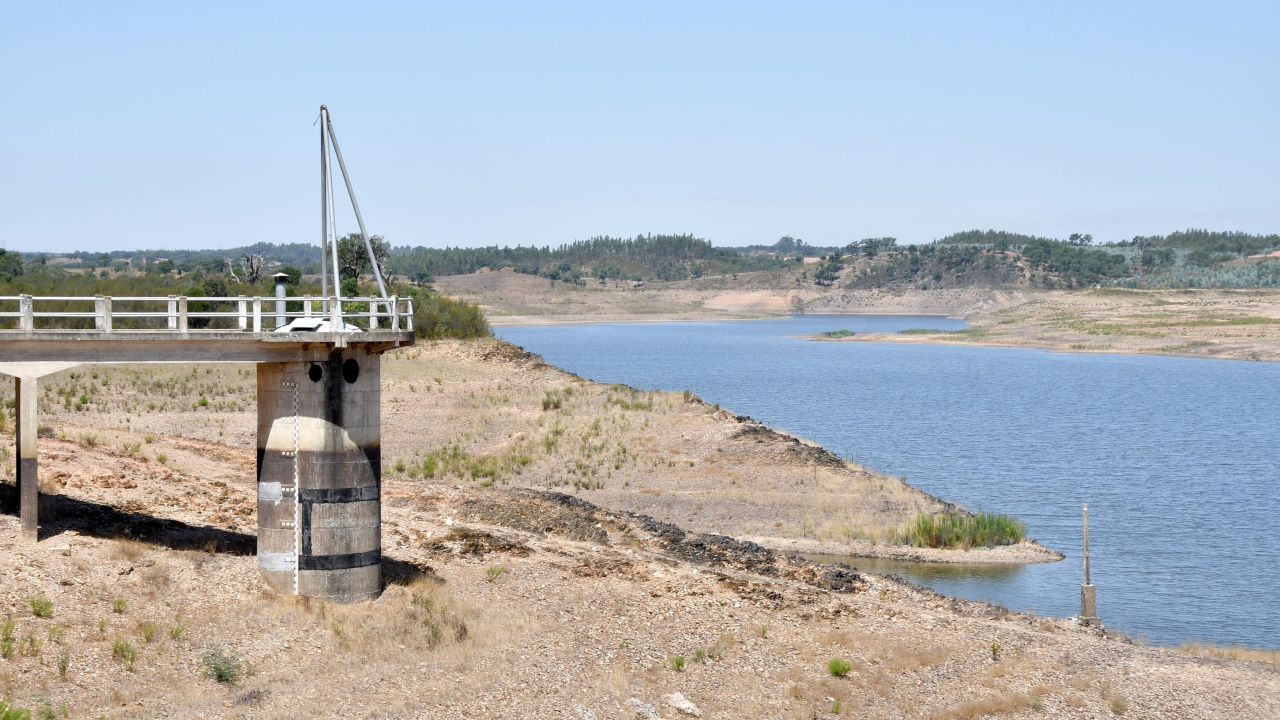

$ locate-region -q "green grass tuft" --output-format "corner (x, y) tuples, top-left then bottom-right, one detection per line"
(903, 511), (1024, 549)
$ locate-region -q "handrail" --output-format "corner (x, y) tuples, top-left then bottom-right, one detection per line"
(0, 295), (414, 334)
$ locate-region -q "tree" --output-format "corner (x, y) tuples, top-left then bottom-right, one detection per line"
(336, 233), (390, 286)
(240, 252), (266, 285)
(0, 250), (24, 281)
(279, 266), (303, 287)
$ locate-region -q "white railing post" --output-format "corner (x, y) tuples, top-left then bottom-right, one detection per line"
(238, 295), (248, 331)
(304, 297), (313, 318)
(329, 296), (341, 332)
(102, 296), (112, 333)
(405, 297), (413, 333)
(167, 296), (178, 330)
(178, 297), (189, 332)
(368, 299), (378, 330)
(252, 297), (262, 332)
(391, 295), (400, 331)
(19, 295), (32, 333)
(94, 295), (104, 331)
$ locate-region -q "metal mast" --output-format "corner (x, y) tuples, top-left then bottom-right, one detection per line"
(323, 108), (388, 299)
(319, 110), (330, 305)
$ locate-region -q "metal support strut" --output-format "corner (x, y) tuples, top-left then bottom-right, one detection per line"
(318, 105), (388, 304)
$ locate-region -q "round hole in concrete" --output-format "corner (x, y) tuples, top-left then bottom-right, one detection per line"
(342, 358), (360, 384)
(308, 364), (323, 382)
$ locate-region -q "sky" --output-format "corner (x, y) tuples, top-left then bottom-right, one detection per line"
(1, 1), (1277, 253)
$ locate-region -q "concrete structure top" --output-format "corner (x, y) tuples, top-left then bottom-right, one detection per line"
(0, 330), (413, 374)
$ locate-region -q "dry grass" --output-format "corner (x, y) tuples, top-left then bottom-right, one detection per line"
(924, 691), (1030, 719)
(1180, 641), (1280, 665)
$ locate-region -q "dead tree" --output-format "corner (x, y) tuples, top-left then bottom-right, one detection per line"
(241, 252), (266, 286)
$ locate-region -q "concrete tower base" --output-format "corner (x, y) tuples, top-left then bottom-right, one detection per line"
(256, 347), (382, 603)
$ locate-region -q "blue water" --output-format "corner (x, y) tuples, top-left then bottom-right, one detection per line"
(497, 316), (1280, 648)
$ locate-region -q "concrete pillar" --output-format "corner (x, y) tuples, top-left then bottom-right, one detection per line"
(256, 347), (381, 603)
(14, 377), (37, 542)
(1081, 584), (1098, 625)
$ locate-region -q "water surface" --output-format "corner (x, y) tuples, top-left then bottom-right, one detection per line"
(497, 315), (1280, 648)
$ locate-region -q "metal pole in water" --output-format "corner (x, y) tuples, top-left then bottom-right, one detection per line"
(1081, 503), (1098, 625)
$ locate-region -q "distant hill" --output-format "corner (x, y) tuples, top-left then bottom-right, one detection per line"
(13, 228), (1280, 290)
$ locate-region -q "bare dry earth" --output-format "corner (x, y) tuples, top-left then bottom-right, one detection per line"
(0, 351), (1277, 717)
(819, 289), (1280, 362)
(433, 269), (1022, 326)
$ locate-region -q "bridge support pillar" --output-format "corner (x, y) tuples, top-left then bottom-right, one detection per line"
(15, 377), (37, 543)
(256, 347), (382, 603)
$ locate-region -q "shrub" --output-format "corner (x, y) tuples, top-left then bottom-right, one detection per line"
(111, 597), (127, 614)
(169, 620), (188, 641)
(201, 646), (243, 683)
(139, 621), (158, 643)
(828, 657), (853, 677)
(820, 329), (855, 338)
(0, 698), (31, 720)
(111, 638), (137, 670)
(0, 620), (14, 659)
(28, 597), (53, 618)
(485, 566), (505, 583)
(57, 651), (69, 678)
(77, 433), (98, 448)
(670, 655), (686, 672)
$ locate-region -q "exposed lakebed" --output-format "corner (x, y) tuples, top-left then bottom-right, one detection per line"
(497, 315), (1280, 648)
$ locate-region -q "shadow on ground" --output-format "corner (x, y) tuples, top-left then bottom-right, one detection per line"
(0, 482), (435, 586)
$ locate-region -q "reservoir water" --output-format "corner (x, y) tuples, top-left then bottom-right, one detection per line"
(497, 315), (1280, 649)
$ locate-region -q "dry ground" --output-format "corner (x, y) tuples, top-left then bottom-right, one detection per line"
(0, 342), (1276, 718)
(817, 288), (1280, 362)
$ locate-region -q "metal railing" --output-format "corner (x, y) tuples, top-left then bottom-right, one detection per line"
(0, 295), (414, 334)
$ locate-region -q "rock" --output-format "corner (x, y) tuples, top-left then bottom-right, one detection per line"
(574, 705), (598, 720)
(627, 698), (664, 720)
(663, 693), (703, 717)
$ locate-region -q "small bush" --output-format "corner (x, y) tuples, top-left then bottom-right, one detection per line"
(1110, 697), (1128, 715)
(197, 396), (209, 407)
(111, 597), (127, 614)
(485, 566), (505, 583)
(77, 433), (98, 448)
(169, 620), (187, 640)
(828, 657), (853, 677)
(201, 646), (243, 683)
(111, 638), (137, 670)
(57, 651), (69, 678)
(670, 655), (686, 672)
(155, 453), (168, 464)
(139, 621), (158, 643)
(820, 329), (856, 338)
(28, 597), (53, 618)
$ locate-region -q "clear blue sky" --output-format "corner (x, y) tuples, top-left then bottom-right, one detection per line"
(2, 1), (1277, 253)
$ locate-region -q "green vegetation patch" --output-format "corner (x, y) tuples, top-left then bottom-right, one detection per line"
(820, 329), (856, 339)
(902, 511), (1024, 549)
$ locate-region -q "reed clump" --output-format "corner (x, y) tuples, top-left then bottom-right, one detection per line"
(901, 511), (1024, 549)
